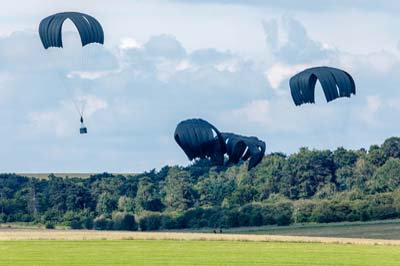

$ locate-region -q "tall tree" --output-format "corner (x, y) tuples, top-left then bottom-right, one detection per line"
(163, 167), (196, 211)
(135, 176), (164, 212)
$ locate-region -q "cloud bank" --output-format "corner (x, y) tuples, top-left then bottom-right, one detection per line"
(1, 1), (400, 172)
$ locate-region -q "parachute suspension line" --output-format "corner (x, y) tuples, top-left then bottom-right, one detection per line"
(79, 45), (86, 118)
(51, 54), (83, 118)
(70, 44), (90, 121)
(57, 68), (83, 118)
(67, 85), (84, 117)
(79, 44), (97, 119)
(307, 109), (320, 150)
(325, 100), (352, 150)
(80, 100), (87, 119)
(57, 40), (84, 119)
(340, 98), (352, 148)
(64, 83), (82, 117)
(79, 44), (90, 120)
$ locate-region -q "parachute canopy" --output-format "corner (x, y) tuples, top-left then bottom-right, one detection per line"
(289, 66), (355, 106)
(174, 118), (266, 170)
(174, 119), (226, 165)
(222, 133), (266, 170)
(39, 12), (104, 49)
(39, 12), (105, 134)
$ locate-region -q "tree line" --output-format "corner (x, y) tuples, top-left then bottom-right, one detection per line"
(1, 137), (400, 231)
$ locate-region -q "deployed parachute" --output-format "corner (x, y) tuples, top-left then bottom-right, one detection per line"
(174, 119), (226, 165)
(222, 133), (266, 170)
(39, 12), (104, 49)
(289, 66), (355, 106)
(174, 119), (266, 170)
(39, 12), (105, 134)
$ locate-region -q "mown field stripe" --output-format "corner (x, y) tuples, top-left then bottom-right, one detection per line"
(1, 230), (400, 246)
(0, 240), (399, 266)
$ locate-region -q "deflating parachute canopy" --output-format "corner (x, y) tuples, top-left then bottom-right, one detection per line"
(174, 119), (226, 165)
(174, 119), (266, 170)
(289, 66), (356, 106)
(222, 133), (266, 170)
(39, 12), (104, 49)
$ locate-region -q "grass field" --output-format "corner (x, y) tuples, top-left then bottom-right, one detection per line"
(2, 227), (400, 265)
(2, 221), (400, 265)
(1, 240), (399, 266)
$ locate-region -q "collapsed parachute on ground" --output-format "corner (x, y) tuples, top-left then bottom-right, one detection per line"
(174, 119), (266, 170)
(289, 66), (356, 106)
(222, 133), (266, 170)
(174, 119), (226, 165)
(39, 11), (104, 49)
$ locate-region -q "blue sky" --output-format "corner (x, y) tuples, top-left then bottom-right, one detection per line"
(1, 0), (400, 172)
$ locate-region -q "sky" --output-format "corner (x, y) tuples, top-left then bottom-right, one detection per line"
(1, 0), (400, 172)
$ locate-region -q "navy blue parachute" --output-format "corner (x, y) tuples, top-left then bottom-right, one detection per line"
(39, 12), (104, 49)
(289, 66), (355, 106)
(39, 12), (105, 134)
(222, 133), (266, 170)
(174, 119), (226, 165)
(174, 119), (266, 170)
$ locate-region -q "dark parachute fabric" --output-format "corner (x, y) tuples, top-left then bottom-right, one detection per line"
(39, 12), (104, 49)
(174, 119), (226, 165)
(289, 66), (355, 106)
(222, 133), (266, 170)
(174, 119), (266, 170)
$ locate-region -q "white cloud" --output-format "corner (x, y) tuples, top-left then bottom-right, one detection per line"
(387, 97), (400, 111)
(175, 59), (192, 71)
(26, 109), (72, 138)
(215, 59), (240, 73)
(78, 95), (108, 118)
(265, 63), (310, 90)
(357, 96), (382, 126)
(0, 72), (13, 103)
(263, 16), (333, 64)
(67, 70), (113, 80)
(339, 50), (399, 76)
(226, 97), (338, 135)
(232, 99), (272, 125)
(119, 37), (142, 50)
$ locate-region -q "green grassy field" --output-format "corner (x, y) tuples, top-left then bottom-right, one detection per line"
(0, 240), (399, 266)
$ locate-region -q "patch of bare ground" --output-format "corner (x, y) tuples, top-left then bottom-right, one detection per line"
(1, 229), (400, 246)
